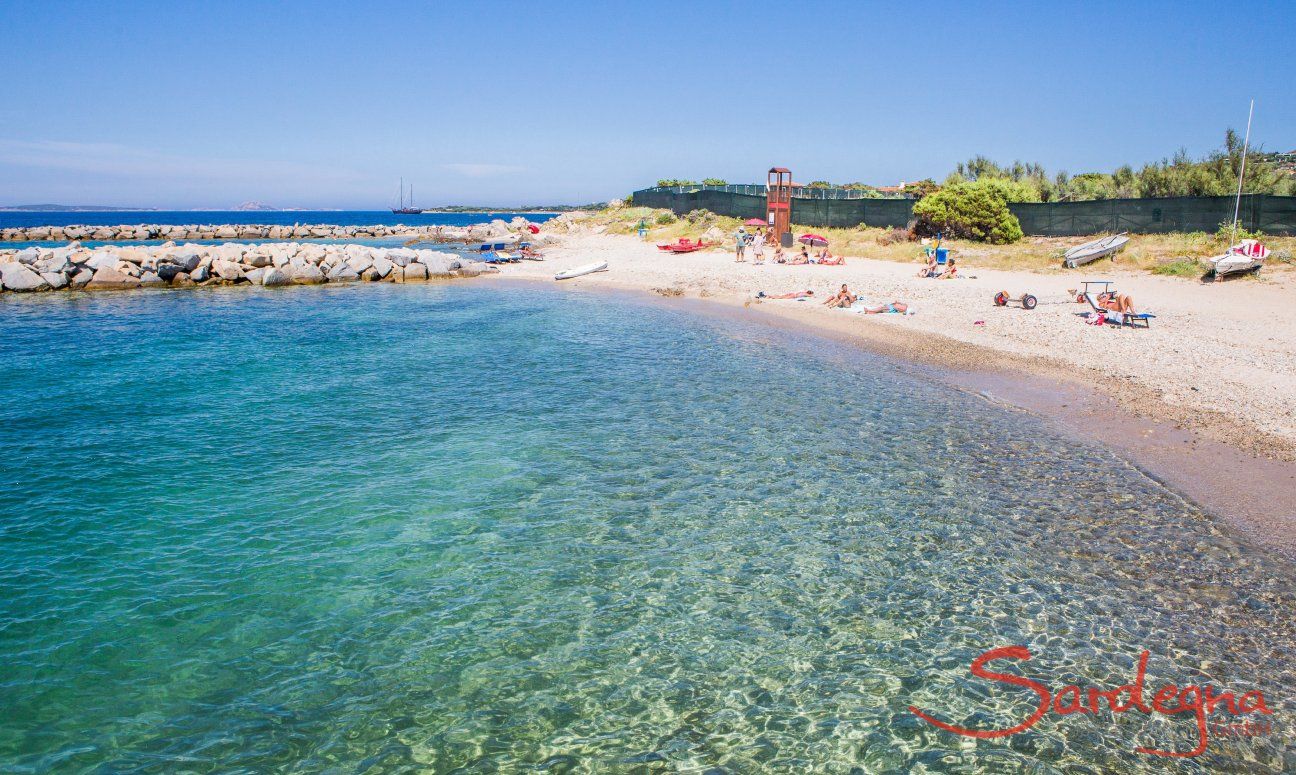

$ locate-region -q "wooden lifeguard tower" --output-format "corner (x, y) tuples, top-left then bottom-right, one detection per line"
(767, 167), (792, 246)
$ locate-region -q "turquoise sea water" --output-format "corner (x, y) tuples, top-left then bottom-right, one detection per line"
(1, 283), (1292, 773)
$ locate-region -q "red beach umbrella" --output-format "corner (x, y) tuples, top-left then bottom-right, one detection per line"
(744, 218), (766, 226)
(527, 224), (540, 234)
(798, 233), (828, 247)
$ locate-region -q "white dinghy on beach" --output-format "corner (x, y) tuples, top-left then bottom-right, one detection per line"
(554, 261), (608, 281)
(1063, 234), (1129, 268)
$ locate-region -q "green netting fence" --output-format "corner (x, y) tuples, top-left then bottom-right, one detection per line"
(631, 187), (1296, 236)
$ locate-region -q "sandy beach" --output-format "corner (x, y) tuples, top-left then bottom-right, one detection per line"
(496, 231), (1296, 557)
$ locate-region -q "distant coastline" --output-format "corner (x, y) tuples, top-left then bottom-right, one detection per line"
(0, 204), (159, 212)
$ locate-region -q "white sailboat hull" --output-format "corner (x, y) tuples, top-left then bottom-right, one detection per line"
(1209, 253), (1262, 277)
(554, 261), (608, 281)
(1063, 234), (1129, 268)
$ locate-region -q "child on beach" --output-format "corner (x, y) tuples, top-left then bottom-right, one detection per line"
(750, 231), (766, 264)
(773, 245), (786, 263)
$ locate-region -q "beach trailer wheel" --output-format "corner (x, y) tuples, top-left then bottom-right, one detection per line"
(1022, 294), (1038, 310)
(993, 291), (1009, 306)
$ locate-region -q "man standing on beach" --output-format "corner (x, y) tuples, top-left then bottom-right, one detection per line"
(734, 227), (748, 262)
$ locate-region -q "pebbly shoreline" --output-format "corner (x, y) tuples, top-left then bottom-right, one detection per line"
(0, 241), (498, 293)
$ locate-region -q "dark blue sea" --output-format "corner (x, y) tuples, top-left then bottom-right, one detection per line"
(0, 210), (557, 229)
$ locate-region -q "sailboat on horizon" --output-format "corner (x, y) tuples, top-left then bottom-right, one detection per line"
(391, 178), (421, 214)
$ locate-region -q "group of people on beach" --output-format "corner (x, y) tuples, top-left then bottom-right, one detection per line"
(734, 227), (843, 266)
(757, 284), (910, 314)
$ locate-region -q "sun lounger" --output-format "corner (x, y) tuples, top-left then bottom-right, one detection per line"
(1082, 293), (1154, 328)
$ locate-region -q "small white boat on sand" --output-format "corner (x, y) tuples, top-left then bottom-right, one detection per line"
(555, 261), (608, 281)
(1063, 234), (1129, 268)
(1208, 239), (1268, 279)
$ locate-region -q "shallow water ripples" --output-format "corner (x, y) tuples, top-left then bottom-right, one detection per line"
(1, 284), (1293, 773)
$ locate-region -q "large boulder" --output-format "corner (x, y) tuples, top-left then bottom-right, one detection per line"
(385, 248), (416, 267)
(190, 265), (211, 283)
(262, 267), (293, 287)
(40, 271), (69, 290)
(34, 255), (71, 275)
(86, 266), (140, 290)
(139, 271), (165, 286)
(69, 267), (94, 289)
(212, 259), (244, 281)
(15, 248), (40, 265)
(85, 252), (121, 271)
(1, 263), (50, 291)
(416, 251), (459, 277)
(370, 256), (394, 279)
(326, 263), (360, 282)
(291, 264), (326, 284)
(243, 251), (272, 268)
(400, 263), (428, 282)
(244, 268), (266, 285)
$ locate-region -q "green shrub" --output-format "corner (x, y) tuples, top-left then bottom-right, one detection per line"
(701, 178), (727, 186)
(1213, 221), (1265, 245)
(684, 209), (715, 224)
(912, 182), (1024, 243)
(1152, 257), (1205, 277)
(656, 179), (697, 187)
(977, 177), (1041, 203)
(655, 211), (677, 225)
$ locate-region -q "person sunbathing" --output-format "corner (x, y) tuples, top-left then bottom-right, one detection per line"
(1097, 291), (1136, 313)
(756, 289), (814, 299)
(823, 284), (856, 308)
(942, 258), (958, 278)
(818, 252), (845, 266)
(860, 301), (910, 314)
(789, 247), (811, 265)
(772, 246), (786, 263)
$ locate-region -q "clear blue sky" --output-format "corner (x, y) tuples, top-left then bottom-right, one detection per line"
(0, 0), (1291, 208)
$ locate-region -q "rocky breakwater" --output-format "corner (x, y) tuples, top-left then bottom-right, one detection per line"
(0, 217), (549, 244)
(0, 242), (495, 293)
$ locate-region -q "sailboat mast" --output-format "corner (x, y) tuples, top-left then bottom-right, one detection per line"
(1231, 99), (1254, 245)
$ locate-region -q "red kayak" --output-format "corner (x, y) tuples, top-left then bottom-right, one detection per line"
(658, 238), (707, 253)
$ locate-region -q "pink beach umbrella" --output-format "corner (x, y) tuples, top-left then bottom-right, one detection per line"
(798, 233), (829, 247)
(744, 218), (767, 226)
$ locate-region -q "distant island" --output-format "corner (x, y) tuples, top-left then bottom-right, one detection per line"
(232, 201), (278, 211)
(0, 204), (158, 212)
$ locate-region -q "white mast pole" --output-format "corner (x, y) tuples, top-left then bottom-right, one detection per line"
(1231, 99), (1254, 246)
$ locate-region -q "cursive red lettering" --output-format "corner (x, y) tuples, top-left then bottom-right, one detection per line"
(909, 646), (1050, 738)
(1238, 691), (1272, 715)
(1053, 685), (1089, 714)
